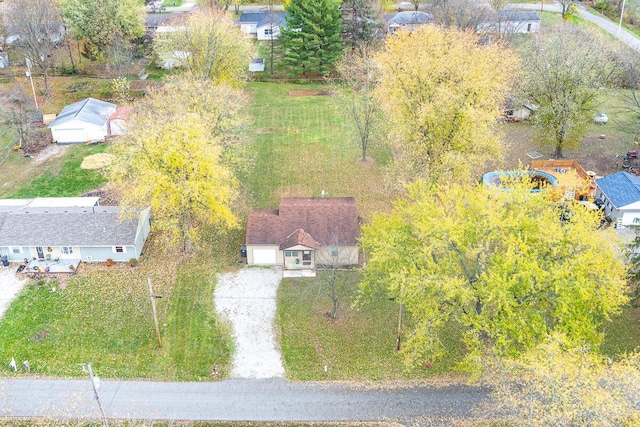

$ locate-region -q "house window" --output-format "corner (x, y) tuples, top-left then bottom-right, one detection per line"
(527, 23), (531, 32)
(331, 246), (339, 257)
(302, 250), (311, 261)
(285, 251), (299, 257)
(61, 247), (73, 254)
(264, 27), (273, 35)
(10, 246), (22, 254)
(113, 246), (126, 253)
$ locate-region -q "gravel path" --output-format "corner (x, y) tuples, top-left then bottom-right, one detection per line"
(0, 266), (28, 320)
(214, 267), (285, 378)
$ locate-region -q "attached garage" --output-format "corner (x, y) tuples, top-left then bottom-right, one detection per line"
(251, 248), (277, 265)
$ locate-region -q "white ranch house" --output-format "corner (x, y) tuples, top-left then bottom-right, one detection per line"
(0, 197), (151, 270)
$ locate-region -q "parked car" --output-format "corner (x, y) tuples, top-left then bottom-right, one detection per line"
(594, 112), (608, 124)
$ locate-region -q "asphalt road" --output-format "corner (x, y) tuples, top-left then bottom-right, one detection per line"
(510, 1), (640, 53)
(0, 378), (489, 424)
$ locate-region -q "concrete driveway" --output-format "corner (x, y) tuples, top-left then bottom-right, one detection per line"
(0, 266), (27, 320)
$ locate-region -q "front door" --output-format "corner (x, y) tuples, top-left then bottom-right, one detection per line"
(36, 246), (45, 260)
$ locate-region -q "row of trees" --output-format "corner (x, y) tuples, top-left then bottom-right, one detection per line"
(2, 0), (145, 93)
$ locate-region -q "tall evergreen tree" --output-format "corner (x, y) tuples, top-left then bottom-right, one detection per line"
(341, 0), (380, 49)
(280, 0), (343, 76)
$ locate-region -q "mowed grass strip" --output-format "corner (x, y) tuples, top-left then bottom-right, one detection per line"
(244, 82), (393, 219)
(277, 271), (466, 381)
(0, 241), (233, 380)
(3, 144), (108, 198)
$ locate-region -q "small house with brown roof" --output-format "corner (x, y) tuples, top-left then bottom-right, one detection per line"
(245, 197), (360, 270)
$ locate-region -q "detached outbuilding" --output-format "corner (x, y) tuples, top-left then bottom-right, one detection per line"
(246, 197), (360, 272)
(49, 98), (116, 144)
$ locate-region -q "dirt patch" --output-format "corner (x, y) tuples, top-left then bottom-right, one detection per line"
(33, 331), (50, 341)
(288, 90), (334, 97)
(32, 144), (68, 164)
(356, 156), (375, 167)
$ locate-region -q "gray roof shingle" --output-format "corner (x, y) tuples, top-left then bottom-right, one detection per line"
(0, 206), (142, 247)
(238, 12), (288, 28)
(49, 98), (116, 128)
(596, 171), (640, 208)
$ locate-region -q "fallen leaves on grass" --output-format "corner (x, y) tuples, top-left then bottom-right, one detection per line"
(80, 153), (116, 170)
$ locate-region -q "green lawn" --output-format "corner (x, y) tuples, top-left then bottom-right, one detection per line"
(278, 272), (466, 381)
(1, 144), (108, 198)
(243, 82), (393, 218)
(0, 244), (234, 380)
(162, 0), (183, 6)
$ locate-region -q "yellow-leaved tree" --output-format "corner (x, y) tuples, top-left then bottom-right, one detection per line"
(488, 335), (640, 426)
(374, 25), (519, 184)
(359, 179), (629, 370)
(154, 8), (255, 86)
(108, 77), (248, 251)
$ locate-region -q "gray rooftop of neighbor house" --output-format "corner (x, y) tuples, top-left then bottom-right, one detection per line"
(0, 197), (100, 212)
(238, 12), (288, 28)
(145, 12), (183, 29)
(596, 171), (640, 208)
(49, 98), (116, 128)
(485, 9), (540, 22)
(498, 10), (540, 22)
(0, 205), (146, 247)
(387, 11), (433, 25)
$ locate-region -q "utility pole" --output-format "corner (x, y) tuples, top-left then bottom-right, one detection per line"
(269, 0), (275, 76)
(395, 302), (403, 351)
(618, 0), (627, 36)
(82, 363), (108, 426)
(24, 58), (38, 110)
(148, 277), (163, 348)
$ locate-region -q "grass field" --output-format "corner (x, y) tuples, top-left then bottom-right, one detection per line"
(278, 272), (467, 381)
(0, 240), (234, 380)
(243, 82), (394, 219)
(0, 143), (108, 198)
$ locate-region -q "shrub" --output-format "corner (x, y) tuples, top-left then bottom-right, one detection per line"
(128, 258), (138, 267)
(104, 258), (115, 267)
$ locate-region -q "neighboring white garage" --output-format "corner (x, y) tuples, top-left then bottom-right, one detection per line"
(251, 248), (277, 265)
(49, 98), (117, 144)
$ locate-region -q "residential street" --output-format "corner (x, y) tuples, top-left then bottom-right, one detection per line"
(0, 378), (489, 424)
(510, 2), (640, 53)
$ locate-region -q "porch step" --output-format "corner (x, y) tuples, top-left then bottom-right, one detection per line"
(283, 269), (316, 278)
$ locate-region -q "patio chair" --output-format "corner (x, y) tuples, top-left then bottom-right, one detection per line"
(53, 257), (59, 263)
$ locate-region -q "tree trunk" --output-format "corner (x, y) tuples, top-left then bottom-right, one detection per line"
(554, 144), (563, 159)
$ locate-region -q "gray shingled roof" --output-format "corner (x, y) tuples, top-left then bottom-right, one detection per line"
(238, 12), (288, 28)
(387, 11), (433, 25)
(49, 98), (116, 128)
(0, 206), (141, 247)
(596, 171), (640, 209)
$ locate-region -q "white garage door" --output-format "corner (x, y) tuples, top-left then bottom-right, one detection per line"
(253, 249), (276, 265)
(53, 128), (86, 143)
